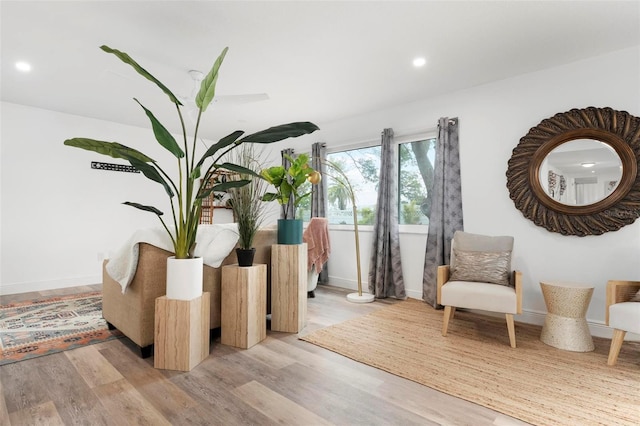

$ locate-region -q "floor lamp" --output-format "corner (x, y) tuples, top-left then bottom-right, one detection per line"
(325, 161), (374, 303)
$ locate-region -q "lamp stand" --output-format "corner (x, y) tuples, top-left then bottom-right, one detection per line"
(347, 201), (373, 304)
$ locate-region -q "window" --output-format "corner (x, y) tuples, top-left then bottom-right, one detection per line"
(326, 146), (381, 225)
(398, 138), (436, 225)
(325, 137), (436, 227)
(295, 179), (313, 222)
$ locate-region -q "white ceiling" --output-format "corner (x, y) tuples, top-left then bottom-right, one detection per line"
(2, 1), (639, 141)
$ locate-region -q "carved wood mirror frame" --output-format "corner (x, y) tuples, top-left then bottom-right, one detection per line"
(506, 107), (640, 236)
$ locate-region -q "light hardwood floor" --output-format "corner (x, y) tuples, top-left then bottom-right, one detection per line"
(0, 284), (530, 425)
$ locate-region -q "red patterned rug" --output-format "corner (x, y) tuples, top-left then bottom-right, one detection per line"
(0, 292), (122, 365)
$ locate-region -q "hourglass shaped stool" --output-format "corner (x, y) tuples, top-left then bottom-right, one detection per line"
(539, 281), (595, 352)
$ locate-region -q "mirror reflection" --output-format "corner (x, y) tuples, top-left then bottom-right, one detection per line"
(538, 139), (623, 206)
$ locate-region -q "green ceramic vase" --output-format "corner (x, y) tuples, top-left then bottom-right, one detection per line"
(277, 219), (303, 244)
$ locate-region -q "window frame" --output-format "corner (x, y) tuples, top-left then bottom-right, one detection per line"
(396, 135), (437, 233)
(324, 129), (437, 234)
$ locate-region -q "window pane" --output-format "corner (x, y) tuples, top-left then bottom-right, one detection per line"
(295, 180), (312, 222)
(398, 139), (436, 225)
(326, 146), (381, 225)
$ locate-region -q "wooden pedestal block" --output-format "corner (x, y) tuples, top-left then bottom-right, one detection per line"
(154, 292), (210, 371)
(221, 264), (267, 349)
(271, 244), (307, 333)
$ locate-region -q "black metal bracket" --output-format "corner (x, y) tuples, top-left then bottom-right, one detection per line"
(91, 161), (139, 173)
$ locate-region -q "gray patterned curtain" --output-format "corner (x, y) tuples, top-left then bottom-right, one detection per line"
(311, 142), (329, 284)
(422, 118), (463, 307)
(368, 128), (406, 299)
(281, 148), (295, 219)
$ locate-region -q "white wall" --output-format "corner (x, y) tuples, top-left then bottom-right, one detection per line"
(2, 46), (638, 338)
(0, 104), (192, 293)
(306, 46), (640, 334)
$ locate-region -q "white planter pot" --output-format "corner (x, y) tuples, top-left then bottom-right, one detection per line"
(166, 256), (203, 301)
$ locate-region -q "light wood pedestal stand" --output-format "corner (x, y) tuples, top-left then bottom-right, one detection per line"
(154, 292), (210, 371)
(221, 264), (267, 349)
(271, 244), (308, 333)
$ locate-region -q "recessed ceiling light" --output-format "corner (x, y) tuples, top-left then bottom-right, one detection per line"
(15, 61), (32, 72)
(413, 57), (426, 68)
(581, 162), (595, 168)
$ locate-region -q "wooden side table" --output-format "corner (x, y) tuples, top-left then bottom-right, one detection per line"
(540, 281), (595, 352)
(271, 244), (307, 333)
(154, 292), (210, 371)
(221, 264), (267, 349)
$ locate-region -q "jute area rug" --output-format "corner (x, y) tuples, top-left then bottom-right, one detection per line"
(301, 298), (639, 426)
(0, 292), (122, 365)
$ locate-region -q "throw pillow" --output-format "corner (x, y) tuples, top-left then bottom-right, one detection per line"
(450, 231), (514, 271)
(631, 289), (640, 302)
(449, 249), (512, 286)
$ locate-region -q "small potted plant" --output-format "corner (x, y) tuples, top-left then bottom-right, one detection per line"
(261, 153), (321, 244)
(227, 145), (269, 266)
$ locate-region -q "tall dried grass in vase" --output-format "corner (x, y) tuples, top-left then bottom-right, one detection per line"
(226, 145), (269, 265)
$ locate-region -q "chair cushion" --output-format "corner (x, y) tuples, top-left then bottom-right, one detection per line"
(441, 281), (518, 314)
(609, 302), (640, 334)
(449, 249), (511, 286)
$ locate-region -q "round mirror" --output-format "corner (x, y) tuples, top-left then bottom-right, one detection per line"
(538, 139), (623, 206)
(506, 107), (640, 236)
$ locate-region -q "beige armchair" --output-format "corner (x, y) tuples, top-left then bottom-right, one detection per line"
(102, 228), (277, 357)
(605, 280), (640, 366)
(436, 231), (522, 348)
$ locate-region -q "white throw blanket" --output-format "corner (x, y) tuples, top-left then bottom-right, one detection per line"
(106, 223), (239, 293)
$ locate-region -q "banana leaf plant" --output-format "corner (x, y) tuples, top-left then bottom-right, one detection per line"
(64, 45), (319, 259)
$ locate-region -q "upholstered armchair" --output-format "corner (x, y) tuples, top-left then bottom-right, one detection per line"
(605, 280), (640, 366)
(436, 231), (522, 348)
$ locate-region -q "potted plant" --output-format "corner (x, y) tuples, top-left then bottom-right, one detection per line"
(64, 45), (319, 299)
(226, 144), (269, 266)
(261, 153), (321, 244)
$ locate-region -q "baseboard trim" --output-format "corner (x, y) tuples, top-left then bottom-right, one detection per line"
(0, 275), (101, 295)
(328, 276), (359, 291)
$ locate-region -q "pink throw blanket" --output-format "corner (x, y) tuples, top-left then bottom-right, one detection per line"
(303, 217), (331, 273)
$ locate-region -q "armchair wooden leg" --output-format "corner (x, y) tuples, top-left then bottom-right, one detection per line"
(608, 329), (626, 366)
(442, 306), (453, 336)
(505, 314), (516, 348)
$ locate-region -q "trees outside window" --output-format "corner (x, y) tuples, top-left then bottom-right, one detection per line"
(398, 139), (436, 225)
(326, 146), (380, 225)
(325, 138), (436, 226)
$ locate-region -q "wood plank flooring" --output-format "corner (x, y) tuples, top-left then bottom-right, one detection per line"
(1, 284), (530, 425)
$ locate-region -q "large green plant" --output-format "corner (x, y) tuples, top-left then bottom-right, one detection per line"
(64, 45), (319, 259)
(260, 153), (321, 220)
